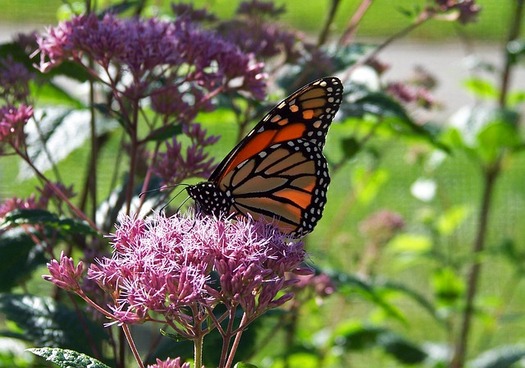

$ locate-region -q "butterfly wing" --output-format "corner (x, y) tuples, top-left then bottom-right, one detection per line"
(188, 77), (343, 236)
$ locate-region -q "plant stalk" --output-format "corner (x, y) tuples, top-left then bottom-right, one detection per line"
(450, 164), (499, 368)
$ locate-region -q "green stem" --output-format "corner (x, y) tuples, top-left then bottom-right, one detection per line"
(194, 334), (204, 368)
(498, 0), (524, 108)
(450, 164), (499, 368)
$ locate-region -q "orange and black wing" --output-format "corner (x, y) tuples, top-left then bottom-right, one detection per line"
(187, 77), (343, 236)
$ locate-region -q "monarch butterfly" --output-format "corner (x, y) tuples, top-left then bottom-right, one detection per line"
(187, 77), (343, 237)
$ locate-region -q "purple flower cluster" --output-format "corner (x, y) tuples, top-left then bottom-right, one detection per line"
(78, 212), (306, 329)
(0, 104), (33, 147)
(0, 181), (75, 220)
(433, 0), (481, 24)
(153, 123), (219, 185)
(219, 1), (300, 62)
(148, 357), (190, 368)
(0, 57), (33, 104)
(36, 13), (266, 99)
(386, 82), (436, 109)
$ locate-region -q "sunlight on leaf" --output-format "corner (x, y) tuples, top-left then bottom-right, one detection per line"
(436, 205), (471, 236)
(28, 347), (110, 368)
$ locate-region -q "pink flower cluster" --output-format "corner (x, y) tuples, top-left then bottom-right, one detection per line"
(46, 212), (307, 333)
(0, 104), (33, 147)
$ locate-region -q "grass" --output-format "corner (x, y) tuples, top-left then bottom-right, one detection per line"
(0, 0), (513, 41)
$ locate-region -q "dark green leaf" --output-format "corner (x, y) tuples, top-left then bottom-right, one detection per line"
(469, 345), (525, 368)
(0, 294), (108, 357)
(331, 272), (407, 324)
(335, 324), (386, 350)
(378, 332), (427, 364)
(144, 124), (183, 142)
(99, 0), (140, 17)
(2, 209), (98, 236)
(341, 136), (361, 160)
(0, 229), (47, 292)
(28, 347), (110, 368)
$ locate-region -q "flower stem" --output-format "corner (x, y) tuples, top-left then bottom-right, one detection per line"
(194, 334), (204, 368)
(122, 324), (145, 368)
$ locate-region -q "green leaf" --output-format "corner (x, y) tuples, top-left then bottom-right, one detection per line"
(28, 347), (110, 368)
(436, 205), (470, 236)
(0, 294), (108, 357)
(378, 332), (427, 364)
(333, 322), (386, 350)
(0, 229), (47, 292)
(144, 124), (183, 142)
(388, 233), (432, 255)
(340, 136), (361, 160)
(331, 272), (407, 324)
(21, 107), (118, 179)
(469, 344), (525, 368)
(347, 91), (446, 150)
(2, 209), (98, 236)
(432, 267), (464, 306)
(507, 90), (525, 106)
(234, 363), (259, 368)
(463, 78), (498, 99)
(31, 81), (85, 109)
(507, 39), (525, 64)
(446, 105), (520, 165)
(332, 322), (427, 364)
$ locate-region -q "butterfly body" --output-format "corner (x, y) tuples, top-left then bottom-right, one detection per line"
(187, 77), (343, 237)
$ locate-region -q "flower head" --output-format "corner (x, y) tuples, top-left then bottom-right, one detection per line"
(88, 212), (305, 328)
(153, 123), (219, 185)
(148, 357), (190, 368)
(0, 57), (33, 104)
(0, 195), (38, 219)
(36, 13), (266, 99)
(433, 0), (481, 24)
(44, 251), (85, 292)
(0, 104), (33, 147)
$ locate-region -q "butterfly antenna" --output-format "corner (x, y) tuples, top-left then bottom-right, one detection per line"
(160, 185), (190, 213)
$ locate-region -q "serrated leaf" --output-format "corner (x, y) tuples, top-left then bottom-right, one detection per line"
(0, 294), (108, 357)
(2, 209), (98, 236)
(469, 344), (525, 368)
(0, 228), (47, 291)
(28, 347), (110, 368)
